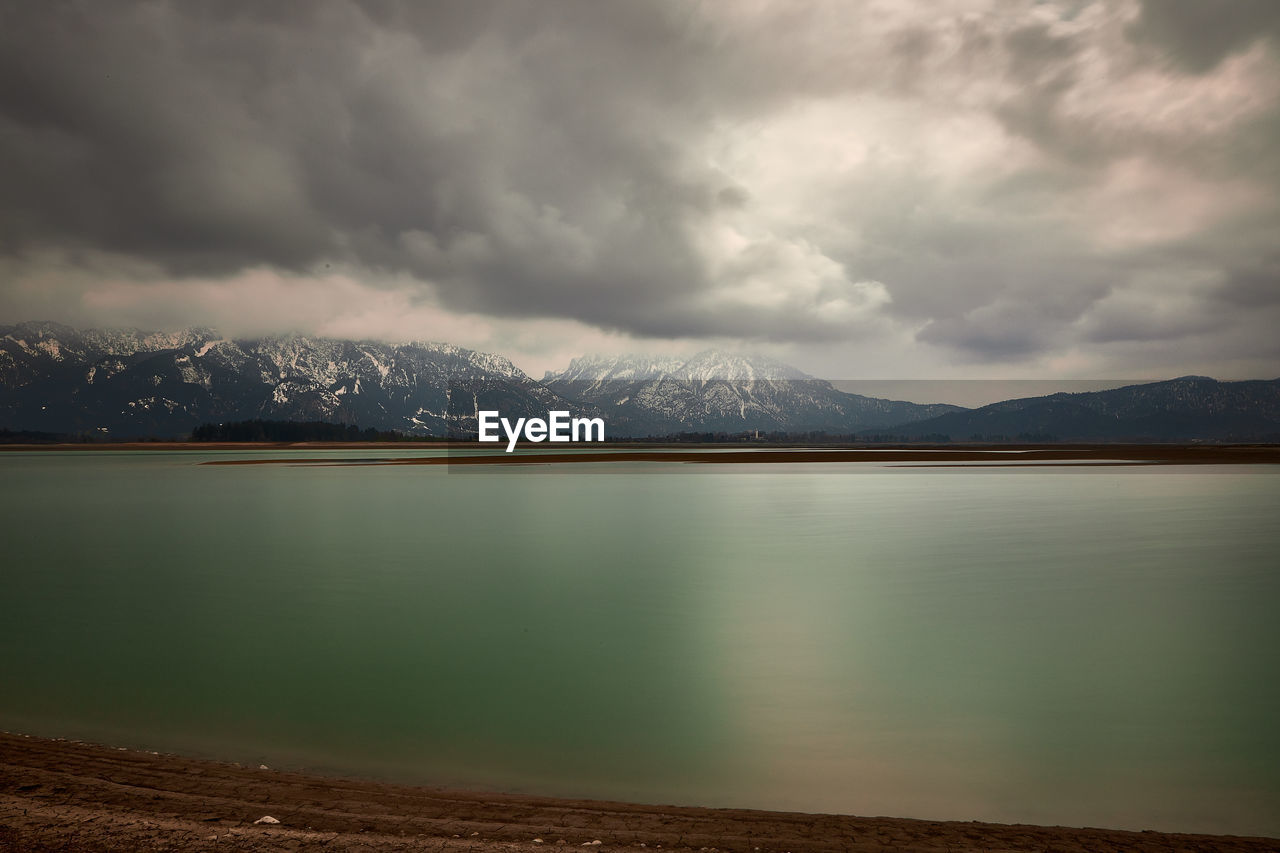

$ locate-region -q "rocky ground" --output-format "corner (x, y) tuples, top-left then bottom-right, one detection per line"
(3, 733), (1277, 852)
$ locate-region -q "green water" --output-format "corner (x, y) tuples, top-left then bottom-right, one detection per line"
(1, 450), (1278, 837)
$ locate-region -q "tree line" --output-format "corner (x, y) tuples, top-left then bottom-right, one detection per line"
(189, 419), (441, 442)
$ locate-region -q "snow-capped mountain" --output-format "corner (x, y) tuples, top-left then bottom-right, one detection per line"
(543, 350), (964, 435)
(0, 322), (580, 437)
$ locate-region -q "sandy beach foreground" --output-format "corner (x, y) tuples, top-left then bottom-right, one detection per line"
(1, 733), (1276, 853)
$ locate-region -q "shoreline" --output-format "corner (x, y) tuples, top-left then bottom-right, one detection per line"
(200, 444), (1280, 466)
(3, 442), (1279, 465)
(2, 732), (1276, 852)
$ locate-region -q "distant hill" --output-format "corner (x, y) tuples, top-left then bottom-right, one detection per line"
(877, 377), (1280, 442)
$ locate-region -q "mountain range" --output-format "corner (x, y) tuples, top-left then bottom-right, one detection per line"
(3, 322), (1279, 441)
(0, 322), (567, 438)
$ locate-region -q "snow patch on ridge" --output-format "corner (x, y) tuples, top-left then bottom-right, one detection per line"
(195, 339), (227, 357)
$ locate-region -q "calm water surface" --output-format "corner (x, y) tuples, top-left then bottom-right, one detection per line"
(1, 450), (1278, 837)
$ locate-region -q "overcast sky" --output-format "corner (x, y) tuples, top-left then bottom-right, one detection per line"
(1, 0), (1278, 380)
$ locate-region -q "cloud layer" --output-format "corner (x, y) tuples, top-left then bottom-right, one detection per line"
(1, 0), (1277, 378)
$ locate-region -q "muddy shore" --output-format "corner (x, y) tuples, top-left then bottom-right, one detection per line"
(1, 732), (1276, 852)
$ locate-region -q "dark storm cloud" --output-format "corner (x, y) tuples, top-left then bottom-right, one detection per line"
(1218, 257), (1280, 308)
(1, 1), (1278, 375)
(0, 2), (335, 266)
(0, 1), (728, 325)
(1127, 0), (1280, 73)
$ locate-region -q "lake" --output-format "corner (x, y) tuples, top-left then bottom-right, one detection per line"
(1, 449), (1277, 837)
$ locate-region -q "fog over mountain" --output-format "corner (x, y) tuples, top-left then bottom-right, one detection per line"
(1, 2), (1278, 381)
